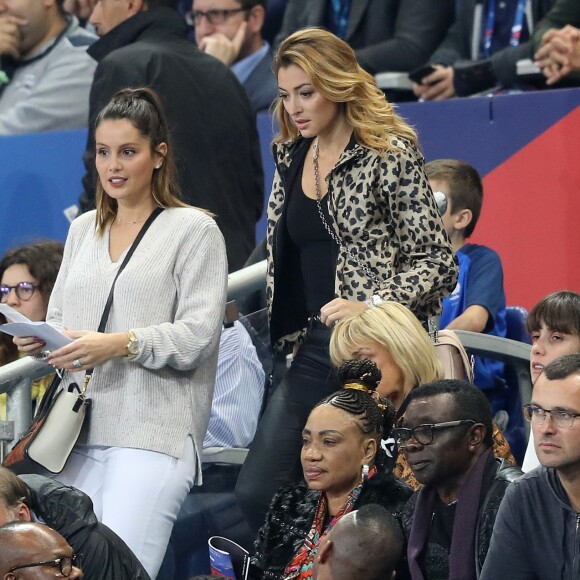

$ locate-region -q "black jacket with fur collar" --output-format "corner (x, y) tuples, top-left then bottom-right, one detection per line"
(249, 471), (412, 579)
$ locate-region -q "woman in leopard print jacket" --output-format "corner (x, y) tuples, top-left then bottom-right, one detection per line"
(236, 28), (458, 534)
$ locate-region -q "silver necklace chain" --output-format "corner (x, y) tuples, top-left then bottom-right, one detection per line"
(312, 139), (342, 246)
(312, 139), (380, 287)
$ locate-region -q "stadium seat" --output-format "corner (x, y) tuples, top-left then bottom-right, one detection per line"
(505, 306), (531, 345)
(501, 306), (531, 463)
(455, 310), (532, 465)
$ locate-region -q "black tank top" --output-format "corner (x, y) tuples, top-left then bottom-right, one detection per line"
(285, 171), (337, 314)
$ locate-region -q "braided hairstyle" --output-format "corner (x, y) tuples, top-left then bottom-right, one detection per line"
(316, 359), (394, 467)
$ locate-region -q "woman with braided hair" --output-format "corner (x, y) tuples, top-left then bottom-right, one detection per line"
(249, 359), (411, 580)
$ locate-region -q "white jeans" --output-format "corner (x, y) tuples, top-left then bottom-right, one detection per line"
(54, 438), (196, 579)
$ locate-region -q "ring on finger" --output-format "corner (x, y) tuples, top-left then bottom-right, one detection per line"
(72, 358), (82, 369)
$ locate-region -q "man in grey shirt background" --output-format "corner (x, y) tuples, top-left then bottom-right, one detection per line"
(0, 0), (96, 134)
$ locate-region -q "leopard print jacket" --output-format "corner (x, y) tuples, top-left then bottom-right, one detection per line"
(266, 135), (458, 350)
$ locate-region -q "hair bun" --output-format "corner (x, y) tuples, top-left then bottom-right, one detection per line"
(338, 358), (381, 393)
(337, 359), (395, 440)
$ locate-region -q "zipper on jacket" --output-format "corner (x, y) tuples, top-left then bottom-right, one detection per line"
(574, 513), (580, 573)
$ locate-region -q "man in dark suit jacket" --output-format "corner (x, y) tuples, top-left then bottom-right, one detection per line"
(534, 0), (580, 39)
(78, 0), (264, 272)
(193, 0), (278, 113)
(274, 0), (454, 74)
(413, 0), (556, 100)
(534, 0), (580, 85)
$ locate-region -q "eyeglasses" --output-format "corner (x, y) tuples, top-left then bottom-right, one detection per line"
(523, 404), (580, 429)
(0, 281), (39, 302)
(188, 8), (246, 26)
(393, 420), (476, 447)
(9, 554), (80, 576)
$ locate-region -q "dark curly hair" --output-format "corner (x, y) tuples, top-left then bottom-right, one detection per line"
(0, 240), (64, 366)
(316, 359), (394, 467)
(0, 241), (64, 305)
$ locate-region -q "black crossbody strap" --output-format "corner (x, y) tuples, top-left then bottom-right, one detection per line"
(85, 207), (164, 380)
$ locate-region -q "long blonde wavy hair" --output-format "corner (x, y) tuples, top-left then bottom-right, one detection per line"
(272, 27), (418, 152)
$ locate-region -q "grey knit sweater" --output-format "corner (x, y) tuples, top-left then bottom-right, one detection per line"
(47, 209), (228, 481)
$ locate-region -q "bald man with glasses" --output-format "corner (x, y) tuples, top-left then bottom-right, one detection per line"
(0, 521), (83, 579)
(482, 353), (580, 579)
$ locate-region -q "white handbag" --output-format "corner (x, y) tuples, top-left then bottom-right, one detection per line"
(27, 384), (91, 473)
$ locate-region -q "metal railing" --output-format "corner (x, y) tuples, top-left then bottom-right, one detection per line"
(1, 259), (533, 455)
(0, 260), (268, 457)
(0, 357), (52, 458)
(227, 260), (266, 302)
(454, 330), (532, 438)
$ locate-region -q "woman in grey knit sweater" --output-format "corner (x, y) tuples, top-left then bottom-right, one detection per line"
(15, 88), (228, 578)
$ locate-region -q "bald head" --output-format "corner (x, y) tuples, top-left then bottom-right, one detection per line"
(316, 504), (404, 580)
(0, 522), (82, 578)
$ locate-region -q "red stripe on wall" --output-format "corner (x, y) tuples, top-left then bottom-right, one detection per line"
(472, 105), (580, 310)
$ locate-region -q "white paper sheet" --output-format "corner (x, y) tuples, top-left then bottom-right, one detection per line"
(0, 304), (71, 350)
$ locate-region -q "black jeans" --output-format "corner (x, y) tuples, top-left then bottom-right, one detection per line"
(235, 320), (341, 535)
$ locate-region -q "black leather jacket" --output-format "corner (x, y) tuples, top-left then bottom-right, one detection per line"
(21, 474), (150, 580)
(401, 456), (522, 579)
